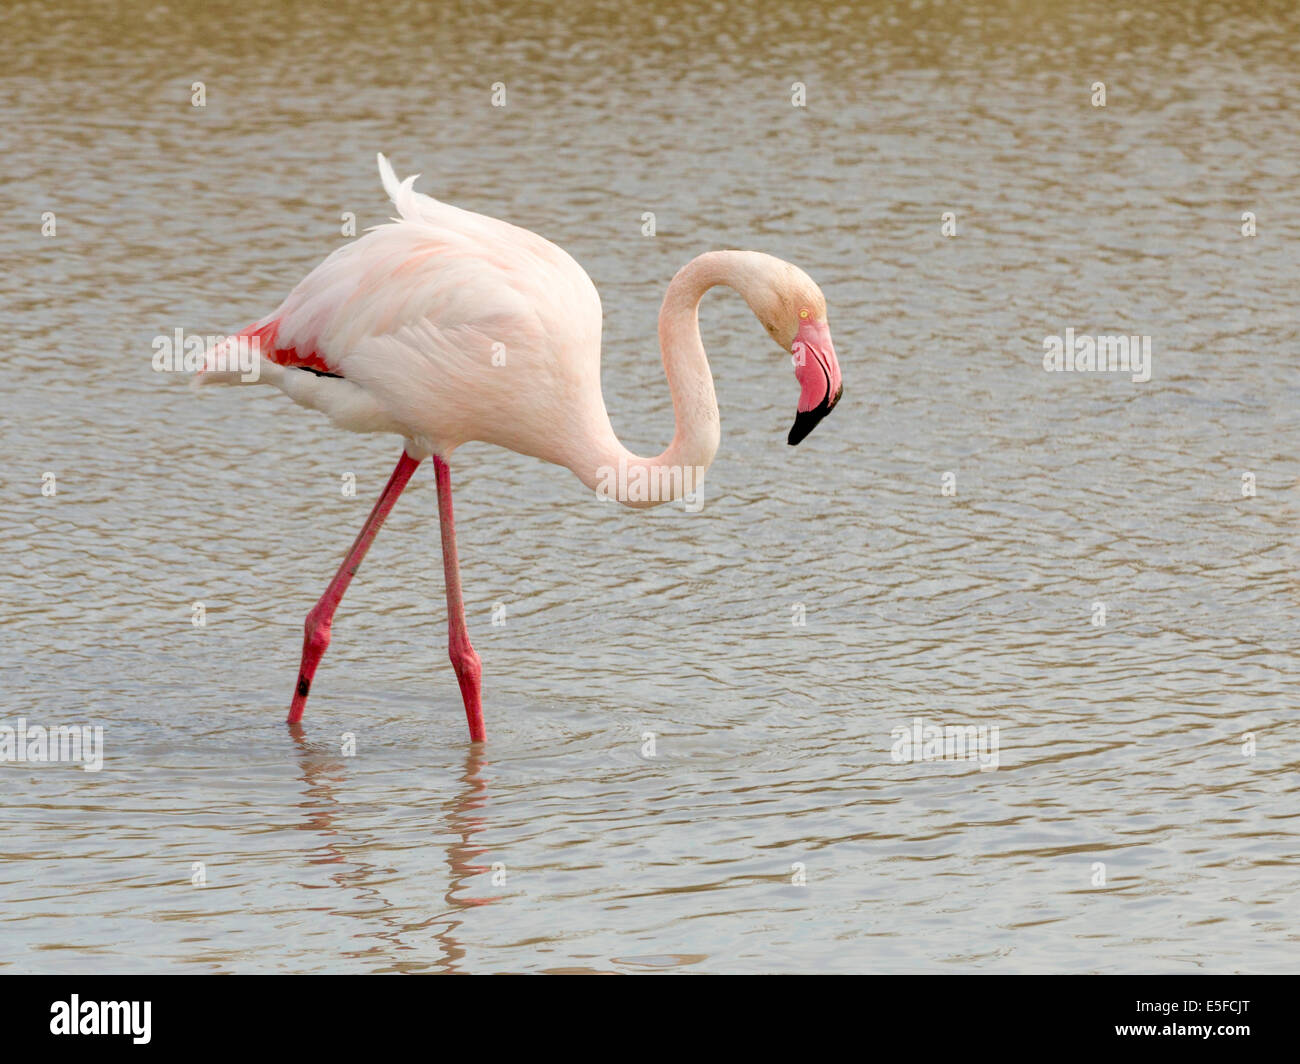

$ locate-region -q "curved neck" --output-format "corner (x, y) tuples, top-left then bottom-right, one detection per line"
(574, 251), (763, 510)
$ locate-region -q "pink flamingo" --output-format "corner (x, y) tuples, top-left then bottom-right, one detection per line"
(196, 155), (843, 742)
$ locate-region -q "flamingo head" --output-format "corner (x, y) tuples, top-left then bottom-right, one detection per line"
(747, 258), (844, 445)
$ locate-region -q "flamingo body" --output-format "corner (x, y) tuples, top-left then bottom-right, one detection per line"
(204, 157), (608, 473)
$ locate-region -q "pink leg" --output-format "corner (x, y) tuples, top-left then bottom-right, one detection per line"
(433, 456), (486, 741)
(288, 451), (421, 724)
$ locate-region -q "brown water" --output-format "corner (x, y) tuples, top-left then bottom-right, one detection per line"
(1, 0), (1297, 973)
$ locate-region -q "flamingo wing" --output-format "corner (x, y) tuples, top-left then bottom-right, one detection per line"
(199, 155), (604, 455)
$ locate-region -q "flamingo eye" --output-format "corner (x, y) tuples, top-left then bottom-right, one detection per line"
(799, 308), (810, 320)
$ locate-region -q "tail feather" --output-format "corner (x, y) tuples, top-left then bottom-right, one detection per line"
(190, 325), (284, 390)
(377, 152), (423, 221)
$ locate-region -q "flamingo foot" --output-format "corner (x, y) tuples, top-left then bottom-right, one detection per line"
(287, 606), (332, 724)
(451, 640), (485, 741)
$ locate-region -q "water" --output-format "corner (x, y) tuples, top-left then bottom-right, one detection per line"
(2, 0), (1297, 973)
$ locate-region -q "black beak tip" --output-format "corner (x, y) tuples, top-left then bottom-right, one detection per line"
(787, 385), (842, 446)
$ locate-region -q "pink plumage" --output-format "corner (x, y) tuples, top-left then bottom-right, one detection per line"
(195, 154), (843, 740)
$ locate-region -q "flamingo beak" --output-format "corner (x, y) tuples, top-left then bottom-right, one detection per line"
(788, 318), (843, 446)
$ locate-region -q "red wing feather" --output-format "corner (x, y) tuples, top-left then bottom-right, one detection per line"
(244, 320), (339, 376)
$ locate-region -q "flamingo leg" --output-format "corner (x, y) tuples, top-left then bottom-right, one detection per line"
(433, 455), (486, 741)
(287, 450), (421, 724)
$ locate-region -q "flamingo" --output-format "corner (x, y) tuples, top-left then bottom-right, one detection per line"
(195, 155), (843, 742)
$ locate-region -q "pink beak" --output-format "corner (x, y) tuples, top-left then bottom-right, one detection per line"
(789, 318), (843, 445)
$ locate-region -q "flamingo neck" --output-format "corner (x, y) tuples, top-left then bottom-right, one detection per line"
(575, 251), (761, 510)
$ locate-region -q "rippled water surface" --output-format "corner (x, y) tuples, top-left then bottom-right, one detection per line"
(2, 0), (1298, 972)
